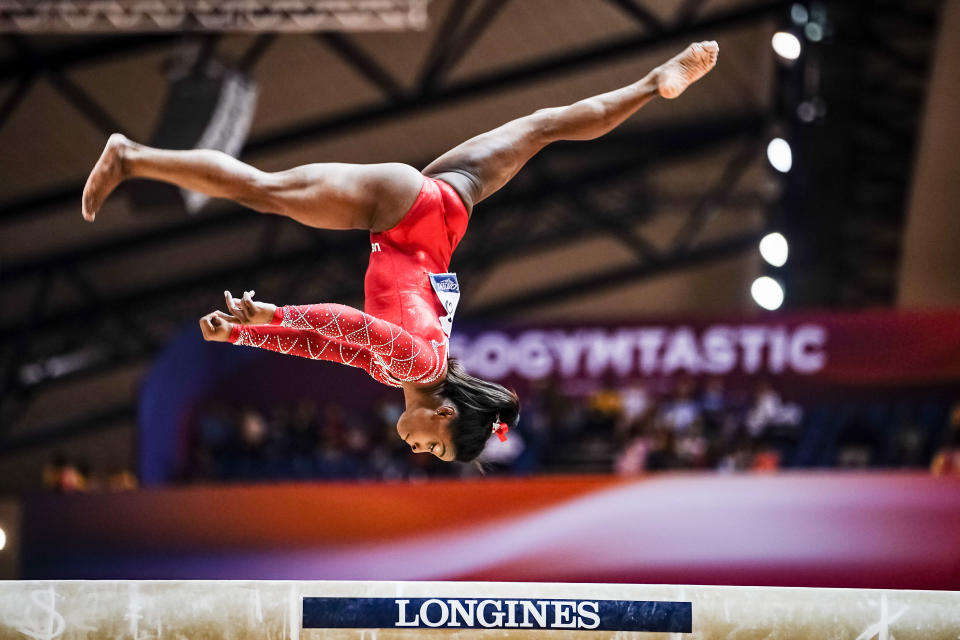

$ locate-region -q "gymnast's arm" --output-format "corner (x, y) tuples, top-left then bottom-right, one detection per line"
(203, 295), (443, 384)
(268, 302), (443, 385)
(198, 310), (400, 387)
(220, 290), (425, 369)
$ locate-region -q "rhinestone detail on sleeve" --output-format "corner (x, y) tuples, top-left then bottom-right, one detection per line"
(231, 303), (445, 387)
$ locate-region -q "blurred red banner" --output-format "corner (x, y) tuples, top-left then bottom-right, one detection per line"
(21, 473), (960, 589)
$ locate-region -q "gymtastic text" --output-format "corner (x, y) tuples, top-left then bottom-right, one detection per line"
(451, 323), (828, 379)
(395, 598), (600, 629)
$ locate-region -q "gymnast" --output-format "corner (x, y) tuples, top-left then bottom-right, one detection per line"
(81, 41), (719, 463)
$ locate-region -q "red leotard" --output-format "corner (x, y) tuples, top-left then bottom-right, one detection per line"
(228, 176), (469, 387)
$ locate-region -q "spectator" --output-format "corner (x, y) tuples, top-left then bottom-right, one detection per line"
(615, 422), (651, 475)
(107, 468), (138, 491)
(57, 459), (86, 493)
(751, 439), (782, 472)
(42, 452), (68, 490)
(931, 403), (960, 476)
(744, 381), (802, 463)
(717, 435), (756, 472)
(836, 418), (875, 469)
(240, 408), (268, 455)
(657, 376), (702, 434)
(700, 376), (727, 435)
(675, 423), (709, 469)
(616, 383), (652, 442)
(744, 380), (781, 438)
(645, 426), (678, 471)
(283, 401), (315, 451)
(892, 419), (926, 467)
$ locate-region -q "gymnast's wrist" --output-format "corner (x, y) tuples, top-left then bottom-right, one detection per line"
(270, 305), (283, 325)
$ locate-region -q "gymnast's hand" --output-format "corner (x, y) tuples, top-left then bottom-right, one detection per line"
(199, 311), (233, 342)
(223, 290), (277, 325)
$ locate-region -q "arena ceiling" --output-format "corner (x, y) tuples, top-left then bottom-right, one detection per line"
(0, 0), (943, 489)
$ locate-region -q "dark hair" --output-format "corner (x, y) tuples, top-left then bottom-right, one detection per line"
(436, 358), (520, 462)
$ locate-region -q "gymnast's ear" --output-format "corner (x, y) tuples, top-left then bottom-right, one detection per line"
(435, 405), (456, 419)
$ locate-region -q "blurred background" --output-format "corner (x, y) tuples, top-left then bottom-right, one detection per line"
(0, 0), (959, 586)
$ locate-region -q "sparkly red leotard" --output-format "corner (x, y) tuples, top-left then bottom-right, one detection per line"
(228, 176), (469, 387)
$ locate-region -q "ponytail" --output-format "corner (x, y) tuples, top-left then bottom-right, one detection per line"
(436, 358), (520, 462)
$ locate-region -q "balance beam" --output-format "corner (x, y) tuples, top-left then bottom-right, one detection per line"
(1, 581), (958, 639)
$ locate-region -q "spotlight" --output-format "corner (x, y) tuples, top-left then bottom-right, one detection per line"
(804, 22), (824, 42)
(772, 31), (802, 60)
(751, 276), (784, 311)
(797, 101), (817, 123)
(767, 138), (793, 173)
(759, 232), (789, 267)
(791, 4), (809, 25)
(0, 527), (6, 551)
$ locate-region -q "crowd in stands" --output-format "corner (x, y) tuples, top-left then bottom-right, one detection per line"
(182, 398), (455, 482)
(41, 379), (960, 490)
(169, 376), (960, 484)
(41, 454), (138, 493)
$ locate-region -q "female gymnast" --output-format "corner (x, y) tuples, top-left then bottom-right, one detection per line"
(81, 41), (719, 463)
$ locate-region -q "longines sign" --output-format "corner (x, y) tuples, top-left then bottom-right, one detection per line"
(302, 597), (692, 632)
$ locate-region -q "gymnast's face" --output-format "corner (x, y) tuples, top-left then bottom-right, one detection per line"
(396, 405), (456, 462)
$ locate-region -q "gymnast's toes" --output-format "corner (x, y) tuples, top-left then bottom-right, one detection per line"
(656, 40), (719, 100)
(82, 133), (130, 222)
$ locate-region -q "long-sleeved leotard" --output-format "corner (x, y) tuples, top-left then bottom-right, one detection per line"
(229, 303), (446, 388)
(226, 175), (469, 387)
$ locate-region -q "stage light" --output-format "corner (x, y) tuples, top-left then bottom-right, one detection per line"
(0, 527), (6, 551)
(791, 4), (809, 24)
(759, 232), (789, 267)
(751, 276), (784, 310)
(767, 138), (793, 173)
(772, 32), (802, 60)
(804, 22), (824, 42)
(797, 101), (817, 122)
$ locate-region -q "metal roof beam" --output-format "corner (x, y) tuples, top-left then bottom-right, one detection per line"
(244, 0), (787, 156)
(0, 35), (176, 82)
(465, 232), (763, 318)
(0, 405), (134, 454)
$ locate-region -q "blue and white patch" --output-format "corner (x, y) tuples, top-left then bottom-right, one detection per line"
(428, 272), (460, 338)
(302, 596), (692, 632)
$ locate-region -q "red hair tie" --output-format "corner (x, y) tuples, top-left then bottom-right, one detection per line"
(493, 421), (509, 442)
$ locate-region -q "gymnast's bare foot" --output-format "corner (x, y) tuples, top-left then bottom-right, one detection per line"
(655, 41), (719, 99)
(82, 133), (131, 222)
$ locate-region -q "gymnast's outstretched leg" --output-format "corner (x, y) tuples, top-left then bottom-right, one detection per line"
(81, 137), (423, 231)
(82, 41), (717, 229)
(424, 40), (718, 211)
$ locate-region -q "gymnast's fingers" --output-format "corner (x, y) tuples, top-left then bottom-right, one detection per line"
(224, 290), (249, 322)
(242, 290), (257, 317)
(224, 290), (239, 312)
(199, 315), (214, 339)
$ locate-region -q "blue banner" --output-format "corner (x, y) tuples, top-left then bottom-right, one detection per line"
(302, 597), (692, 632)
